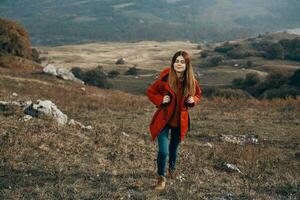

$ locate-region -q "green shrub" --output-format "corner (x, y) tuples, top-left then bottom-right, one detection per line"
(206, 55), (224, 67)
(279, 37), (300, 51)
(264, 43), (284, 59)
(260, 85), (300, 99)
(251, 40), (273, 51)
(200, 50), (209, 58)
(227, 48), (256, 59)
(71, 66), (111, 88)
(246, 60), (254, 68)
(285, 49), (300, 61)
(263, 71), (290, 88)
(201, 86), (217, 97)
(83, 66), (111, 88)
(108, 70), (120, 78)
(125, 67), (138, 75)
(31, 48), (41, 63)
(244, 73), (260, 87)
(232, 77), (244, 87)
(289, 69), (300, 87)
(212, 88), (251, 99)
(71, 67), (85, 80)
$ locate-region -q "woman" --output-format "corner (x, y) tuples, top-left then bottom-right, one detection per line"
(146, 50), (202, 191)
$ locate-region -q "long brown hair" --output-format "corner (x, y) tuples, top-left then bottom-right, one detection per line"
(168, 50), (196, 96)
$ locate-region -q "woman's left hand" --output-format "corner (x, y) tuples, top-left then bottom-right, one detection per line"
(186, 96), (194, 104)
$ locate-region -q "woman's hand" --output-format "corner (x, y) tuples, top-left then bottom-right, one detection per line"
(186, 96), (194, 104)
(162, 95), (171, 104)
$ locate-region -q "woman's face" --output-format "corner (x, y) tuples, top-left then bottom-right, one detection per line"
(173, 55), (186, 73)
(174, 56), (186, 73)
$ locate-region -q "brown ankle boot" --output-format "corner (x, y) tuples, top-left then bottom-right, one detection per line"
(167, 169), (177, 179)
(154, 175), (166, 191)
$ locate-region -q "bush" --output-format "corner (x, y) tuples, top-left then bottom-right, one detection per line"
(200, 50), (209, 58)
(125, 67), (138, 75)
(264, 43), (284, 59)
(255, 71), (290, 95)
(71, 67), (85, 80)
(231, 69), (298, 99)
(71, 66), (111, 88)
(206, 55), (223, 67)
(83, 66), (111, 88)
(246, 60), (253, 68)
(108, 70), (120, 79)
(227, 48), (256, 59)
(244, 73), (260, 87)
(263, 71), (290, 88)
(289, 69), (300, 87)
(31, 48), (41, 63)
(260, 85), (300, 99)
(214, 42), (240, 53)
(232, 77), (244, 87)
(0, 17), (32, 59)
(279, 37), (300, 51)
(251, 40), (273, 51)
(201, 86), (217, 97)
(285, 49), (300, 61)
(212, 88), (251, 99)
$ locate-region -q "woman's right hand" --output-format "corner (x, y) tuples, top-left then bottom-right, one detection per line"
(162, 95), (171, 104)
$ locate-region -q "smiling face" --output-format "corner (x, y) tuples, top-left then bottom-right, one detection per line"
(173, 55), (186, 73)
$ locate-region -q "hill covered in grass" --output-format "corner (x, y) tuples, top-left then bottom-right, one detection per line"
(0, 66), (299, 199)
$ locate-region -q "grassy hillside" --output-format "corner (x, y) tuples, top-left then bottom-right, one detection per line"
(0, 62), (299, 199)
(1, 0), (300, 46)
(37, 32), (300, 96)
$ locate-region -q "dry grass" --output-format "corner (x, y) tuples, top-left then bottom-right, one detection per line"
(0, 69), (299, 199)
(38, 41), (200, 71)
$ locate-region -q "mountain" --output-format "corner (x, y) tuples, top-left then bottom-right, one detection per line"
(1, 0), (300, 46)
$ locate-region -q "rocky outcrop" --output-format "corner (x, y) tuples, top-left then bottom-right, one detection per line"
(43, 64), (84, 84)
(24, 99), (68, 125)
(0, 99), (92, 129)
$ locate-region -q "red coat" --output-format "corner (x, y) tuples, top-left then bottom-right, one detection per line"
(147, 67), (202, 141)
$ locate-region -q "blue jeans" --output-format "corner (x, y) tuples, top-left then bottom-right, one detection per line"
(157, 124), (181, 177)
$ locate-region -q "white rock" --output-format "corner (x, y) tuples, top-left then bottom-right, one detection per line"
(43, 64), (84, 84)
(43, 64), (58, 76)
(220, 134), (258, 145)
(202, 142), (213, 148)
(23, 115), (32, 121)
(24, 99), (68, 125)
(68, 119), (92, 130)
(12, 92), (18, 97)
(84, 125), (92, 130)
(122, 131), (130, 137)
(225, 163), (242, 173)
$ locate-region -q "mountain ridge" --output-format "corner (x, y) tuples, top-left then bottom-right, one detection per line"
(1, 0), (300, 46)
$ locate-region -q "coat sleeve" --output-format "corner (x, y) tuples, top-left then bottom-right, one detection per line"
(146, 79), (164, 107)
(187, 80), (202, 108)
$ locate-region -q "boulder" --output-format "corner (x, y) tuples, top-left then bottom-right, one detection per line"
(43, 64), (84, 84)
(24, 99), (68, 125)
(115, 57), (125, 64)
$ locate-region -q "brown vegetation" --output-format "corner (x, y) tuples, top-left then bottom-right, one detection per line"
(0, 17), (42, 72)
(0, 68), (299, 199)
